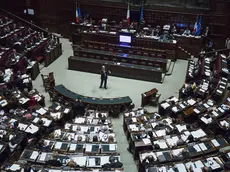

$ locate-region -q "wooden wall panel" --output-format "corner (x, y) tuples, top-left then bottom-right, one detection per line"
(0, 0), (229, 44)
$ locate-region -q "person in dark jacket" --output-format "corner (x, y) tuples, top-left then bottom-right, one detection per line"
(99, 65), (111, 89)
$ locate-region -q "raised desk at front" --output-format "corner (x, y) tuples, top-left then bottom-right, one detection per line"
(73, 32), (177, 61)
(68, 56), (163, 83)
(54, 84), (132, 114)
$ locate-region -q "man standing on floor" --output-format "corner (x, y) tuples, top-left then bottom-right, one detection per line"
(99, 65), (111, 89)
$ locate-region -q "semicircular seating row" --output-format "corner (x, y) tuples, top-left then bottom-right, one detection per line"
(123, 53), (230, 172)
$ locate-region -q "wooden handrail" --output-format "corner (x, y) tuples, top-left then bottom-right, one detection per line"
(203, 48), (230, 55)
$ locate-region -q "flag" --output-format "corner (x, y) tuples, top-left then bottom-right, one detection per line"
(193, 15), (198, 32)
(75, 3), (79, 23)
(140, 4), (144, 21)
(196, 15), (202, 35)
(78, 6), (82, 20)
(126, 3), (130, 25)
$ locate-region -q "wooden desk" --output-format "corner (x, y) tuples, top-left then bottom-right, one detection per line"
(68, 56), (163, 83)
(54, 84), (132, 114)
(141, 88), (158, 107)
(27, 61), (40, 80)
(83, 40), (167, 59)
(73, 48), (167, 72)
(44, 43), (62, 67)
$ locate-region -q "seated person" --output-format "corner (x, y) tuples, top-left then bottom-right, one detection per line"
(142, 155), (155, 165)
(0, 70), (4, 83)
(102, 156), (123, 169)
(202, 166), (212, 172)
(183, 28), (191, 35)
(8, 138), (18, 153)
(46, 158), (62, 167)
(154, 25), (161, 36)
(24, 167), (38, 172)
(171, 25), (177, 34)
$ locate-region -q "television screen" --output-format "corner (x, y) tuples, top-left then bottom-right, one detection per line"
(119, 35), (131, 44)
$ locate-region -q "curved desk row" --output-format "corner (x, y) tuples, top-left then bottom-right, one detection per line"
(54, 85), (132, 112)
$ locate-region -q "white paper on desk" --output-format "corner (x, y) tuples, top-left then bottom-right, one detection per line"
(30, 151), (39, 160)
(23, 78), (29, 83)
(172, 106), (179, 112)
(18, 123), (28, 131)
(220, 85), (225, 89)
(132, 117), (137, 123)
(220, 120), (229, 127)
(41, 118), (52, 127)
(175, 163), (187, 172)
(21, 74), (28, 79)
(64, 108), (70, 114)
(171, 97), (178, 102)
(176, 125), (187, 133)
(203, 103), (210, 108)
(55, 105), (61, 111)
(32, 117), (39, 123)
(55, 142), (62, 149)
(201, 117), (212, 124)
(19, 97), (30, 104)
(25, 124), (39, 134)
(142, 138), (151, 145)
(173, 148), (183, 156)
(88, 158), (96, 166)
(100, 156), (111, 166)
(72, 156), (86, 166)
(109, 144), (116, 151)
(72, 125), (78, 131)
(194, 144), (202, 152)
(161, 102), (170, 109)
(155, 140), (168, 149)
(199, 143), (207, 151)
(217, 89), (223, 94)
(191, 129), (206, 138)
(156, 129), (166, 137)
(74, 117), (85, 124)
(151, 122), (157, 129)
(194, 160), (204, 169)
(187, 99), (196, 106)
(9, 164), (21, 171)
(93, 170), (99, 172)
(85, 144), (92, 152)
(81, 126), (89, 133)
(211, 111), (219, 117)
(211, 139), (220, 147)
(39, 152), (47, 161)
(194, 108), (200, 114)
(50, 112), (61, 119)
(69, 143), (77, 151)
(218, 107), (224, 113)
(0, 100), (7, 107)
(227, 152), (230, 158)
(179, 103), (185, 109)
(36, 108), (47, 115)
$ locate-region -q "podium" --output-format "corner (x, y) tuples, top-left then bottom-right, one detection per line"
(141, 88), (159, 107)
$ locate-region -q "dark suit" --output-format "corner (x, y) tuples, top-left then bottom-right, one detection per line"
(100, 70), (109, 88)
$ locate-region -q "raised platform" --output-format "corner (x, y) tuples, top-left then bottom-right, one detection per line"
(68, 56), (164, 83)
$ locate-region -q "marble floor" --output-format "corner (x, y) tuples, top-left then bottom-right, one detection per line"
(33, 38), (188, 172)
